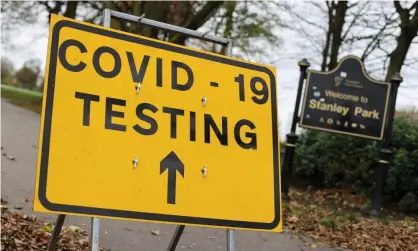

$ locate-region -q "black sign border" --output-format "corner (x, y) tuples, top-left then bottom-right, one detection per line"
(37, 16), (281, 230)
(299, 55), (391, 140)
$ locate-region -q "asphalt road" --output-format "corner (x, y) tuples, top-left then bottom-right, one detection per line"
(1, 98), (340, 251)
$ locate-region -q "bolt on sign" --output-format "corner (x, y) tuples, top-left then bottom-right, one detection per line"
(33, 14), (282, 232)
(299, 56), (390, 140)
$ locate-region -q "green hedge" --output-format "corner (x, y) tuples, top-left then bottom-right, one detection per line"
(294, 115), (418, 212)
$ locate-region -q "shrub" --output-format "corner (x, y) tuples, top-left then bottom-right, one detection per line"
(294, 130), (378, 192)
(386, 116), (418, 211)
(294, 111), (418, 211)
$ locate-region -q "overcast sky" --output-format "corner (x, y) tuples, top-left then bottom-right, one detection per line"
(2, 1), (418, 140)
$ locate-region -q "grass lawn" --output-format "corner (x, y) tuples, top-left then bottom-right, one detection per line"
(1, 84), (43, 113)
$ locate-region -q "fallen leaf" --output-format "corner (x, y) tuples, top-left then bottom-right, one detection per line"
(14, 239), (24, 245)
(283, 187), (418, 251)
(258, 233), (268, 242)
(79, 238), (89, 245)
(1, 209), (104, 250)
(287, 216), (299, 223)
(40, 224), (53, 233)
(6, 155), (15, 161)
(151, 230), (160, 236)
(68, 225), (81, 232)
(1, 205), (8, 212)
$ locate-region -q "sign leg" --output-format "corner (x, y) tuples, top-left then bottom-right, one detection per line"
(281, 134), (298, 201)
(167, 225), (186, 251)
(281, 59), (310, 201)
(369, 73), (403, 217)
(224, 34), (237, 251)
(89, 10), (106, 251)
(90, 217), (100, 251)
(227, 229), (235, 251)
(369, 151), (391, 217)
(46, 214), (66, 251)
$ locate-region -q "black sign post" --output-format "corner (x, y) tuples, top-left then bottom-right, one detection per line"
(370, 73), (403, 217)
(281, 58), (310, 201)
(299, 56), (391, 140)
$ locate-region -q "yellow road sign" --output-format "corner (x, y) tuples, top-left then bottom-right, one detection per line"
(33, 14), (281, 232)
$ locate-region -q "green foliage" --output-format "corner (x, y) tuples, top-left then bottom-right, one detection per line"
(386, 116), (418, 211)
(14, 59), (42, 90)
(199, 1), (285, 63)
(294, 114), (418, 212)
(319, 218), (336, 228)
(295, 130), (378, 192)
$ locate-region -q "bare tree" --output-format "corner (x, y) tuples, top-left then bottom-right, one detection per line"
(281, 0), (372, 71)
(282, 0), (418, 83)
(385, 0), (418, 81)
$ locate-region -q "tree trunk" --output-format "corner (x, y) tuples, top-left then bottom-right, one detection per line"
(321, 1), (333, 71)
(385, 0), (418, 81)
(40, 1), (65, 23)
(220, 1), (236, 55)
(328, 0), (348, 70)
(129, 1), (145, 34)
(385, 30), (416, 82)
(137, 1), (170, 38)
(63, 1), (78, 19)
(165, 1), (193, 45)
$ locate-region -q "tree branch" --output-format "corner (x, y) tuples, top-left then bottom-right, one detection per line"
(359, 7), (398, 61)
(170, 1), (224, 44)
(37, 1), (64, 23)
(220, 1), (236, 54)
(295, 21), (323, 55)
(283, 4), (326, 32)
(347, 2), (360, 10)
(394, 0), (404, 14)
(341, 2), (371, 41)
(410, 1), (418, 27)
(409, 1), (417, 12)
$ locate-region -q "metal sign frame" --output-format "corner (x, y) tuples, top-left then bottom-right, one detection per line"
(46, 8), (238, 251)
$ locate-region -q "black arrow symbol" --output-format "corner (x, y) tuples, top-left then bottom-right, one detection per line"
(160, 151), (184, 204)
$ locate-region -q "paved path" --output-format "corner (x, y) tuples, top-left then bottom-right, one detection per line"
(1, 98), (339, 251)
